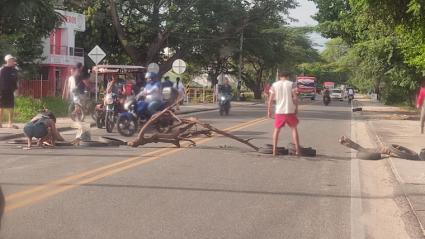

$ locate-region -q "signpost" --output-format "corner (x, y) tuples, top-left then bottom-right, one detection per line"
(88, 45), (106, 102)
(172, 59), (187, 75)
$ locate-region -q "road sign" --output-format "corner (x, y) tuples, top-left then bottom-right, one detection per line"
(172, 59), (186, 74)
(88, 45), (106, 65)
(148, 63), (160, 74)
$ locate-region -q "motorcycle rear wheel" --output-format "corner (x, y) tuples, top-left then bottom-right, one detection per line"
(68, 104), (85, 122)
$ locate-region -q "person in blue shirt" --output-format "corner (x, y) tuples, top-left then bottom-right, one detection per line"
(142, 72), (163, 115)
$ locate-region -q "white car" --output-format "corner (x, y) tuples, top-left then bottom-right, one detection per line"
(330, 89), (343, 101)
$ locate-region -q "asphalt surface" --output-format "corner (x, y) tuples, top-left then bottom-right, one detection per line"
(0, 100), (354, 239)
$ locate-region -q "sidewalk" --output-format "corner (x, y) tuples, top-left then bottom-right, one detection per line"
(0, 102), (258, 141)
(357, 97), (425, 233)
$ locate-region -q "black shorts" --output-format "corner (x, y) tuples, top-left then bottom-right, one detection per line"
(0, 91), (14, 108)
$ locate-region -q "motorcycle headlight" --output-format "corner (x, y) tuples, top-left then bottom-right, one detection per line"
(221, 96), (226, 101)
(124, 100), (135, 111)
(105, 94), (114, 105)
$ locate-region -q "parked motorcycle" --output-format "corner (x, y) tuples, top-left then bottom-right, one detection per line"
(117, 87), (178, 137)
(104, 93), (120, 133)
(94, 103), (105, 129)
(68, 91), (96, 122)
(218, 93), (232, 116)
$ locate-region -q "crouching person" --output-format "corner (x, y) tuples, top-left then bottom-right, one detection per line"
(23, 112), (58, 149)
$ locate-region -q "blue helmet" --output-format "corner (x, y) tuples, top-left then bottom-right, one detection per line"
(145, 72), (158, 80)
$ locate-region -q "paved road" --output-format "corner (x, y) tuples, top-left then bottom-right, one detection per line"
(0, 100), (355, 239)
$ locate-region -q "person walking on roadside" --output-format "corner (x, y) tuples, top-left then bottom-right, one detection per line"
(417, 79), (425, 134)
(173, 77), (185, 111)
(0, 54), (19, 129)
(162, 76), (173, 88)
(267, 71), (300, 156)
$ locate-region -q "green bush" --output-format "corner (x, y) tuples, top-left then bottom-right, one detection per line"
(11, 96), (68, 123)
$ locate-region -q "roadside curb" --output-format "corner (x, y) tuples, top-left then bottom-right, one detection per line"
(365, 120), (425, 236)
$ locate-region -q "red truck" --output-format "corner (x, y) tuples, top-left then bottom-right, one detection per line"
(296, 76), (317, 100)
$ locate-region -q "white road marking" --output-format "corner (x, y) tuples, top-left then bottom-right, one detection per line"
(350, 113), (366, 239)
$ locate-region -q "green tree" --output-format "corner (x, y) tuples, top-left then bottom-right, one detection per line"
(0, 0), (62, 74)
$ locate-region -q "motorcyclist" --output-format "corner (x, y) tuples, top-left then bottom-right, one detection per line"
(347, 87), (355, 98)
(141, 72), (163, 115)
(218, 78), (232, 96)
(71, 63), (91, 117)
(323, 87), (330, 104)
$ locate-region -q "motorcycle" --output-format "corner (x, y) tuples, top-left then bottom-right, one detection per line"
(68, 90), (96, 122)
(218, 93), (232, 116)
(348, 94), (354, 104)
(117, 87), (178, 137)
(94, 103), (105, 129)
(323, 94), (331, 106)
(104, 93), (120, 133)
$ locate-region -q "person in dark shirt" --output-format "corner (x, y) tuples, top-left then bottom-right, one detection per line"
(0, 54), (18, 128)
(218, 78), (232, 95)
(162, 76), (173, 88)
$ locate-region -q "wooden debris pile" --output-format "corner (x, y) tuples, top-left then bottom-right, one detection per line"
(128, 103), (259, 151)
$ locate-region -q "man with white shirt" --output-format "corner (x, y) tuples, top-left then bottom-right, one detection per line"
(267, 71), (300, 156)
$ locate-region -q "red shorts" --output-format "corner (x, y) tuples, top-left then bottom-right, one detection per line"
(274, 114), (299, 129)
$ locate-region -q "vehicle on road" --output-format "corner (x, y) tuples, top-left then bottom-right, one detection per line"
(323, 89), (331, 106)
(218, 93), (232, 116)
(296, 76), (317, 100)
(346, 87), (355, 104)
(117, 87), (178, 137)
(330, 89), (343, 101)
(323, 81), (335, 89)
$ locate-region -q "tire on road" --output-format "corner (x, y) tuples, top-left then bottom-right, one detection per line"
(356, 151), (382, 160)
(419, 148), (425, 161)
(263, 144), (289, 155)
(258, 147), (273, 154)
(287, 143), (317, 157)
(389, 144), (420, 160)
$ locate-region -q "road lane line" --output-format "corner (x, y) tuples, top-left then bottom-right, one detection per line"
(5, 117), (267, 211)
(350, 113), (366, 239)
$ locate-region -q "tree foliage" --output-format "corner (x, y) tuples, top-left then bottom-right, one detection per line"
(311, 0), (424, 105)
(0, 0), (62, 74)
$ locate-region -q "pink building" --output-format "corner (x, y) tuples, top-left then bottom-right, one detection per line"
(20, 10), (85, 98)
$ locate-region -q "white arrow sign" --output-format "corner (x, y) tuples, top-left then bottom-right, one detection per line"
(88, 45), (106, 65)
(172, 59), (187, 74)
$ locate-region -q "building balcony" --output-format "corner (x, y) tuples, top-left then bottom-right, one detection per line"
(42, 45), (84, 66)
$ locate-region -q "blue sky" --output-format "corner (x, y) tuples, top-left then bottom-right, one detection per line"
(289, 0), (328, 51)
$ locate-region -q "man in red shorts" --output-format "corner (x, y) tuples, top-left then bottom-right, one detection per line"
(267, 71), (300, 156)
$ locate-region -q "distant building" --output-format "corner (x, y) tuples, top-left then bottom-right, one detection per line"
(19, 10), (85, 98)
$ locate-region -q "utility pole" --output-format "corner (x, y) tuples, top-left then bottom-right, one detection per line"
(237, 31), (244, 100)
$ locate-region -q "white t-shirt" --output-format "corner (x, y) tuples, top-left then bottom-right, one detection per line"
(67, 76), (77, 96)
(173, 82), (185, 95)
(270, 80), (296, 114)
